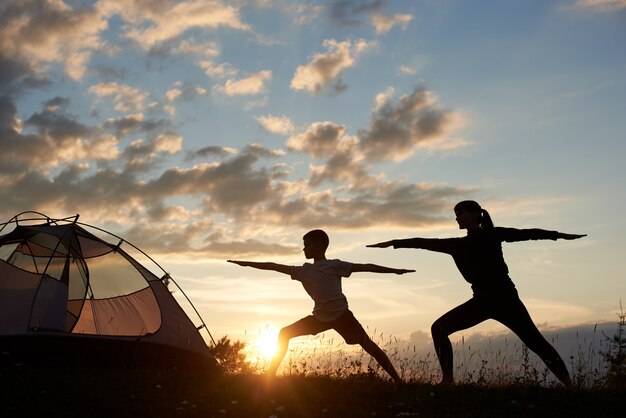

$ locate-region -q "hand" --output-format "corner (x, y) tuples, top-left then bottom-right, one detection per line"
(366, 240), (394, 248)
(558, 233), (587, 240)
(227, 260), (247, 266)
(394, 269), (415, 275)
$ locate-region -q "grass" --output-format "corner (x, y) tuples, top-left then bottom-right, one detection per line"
(244, 330), (603, 388)
(1, 366), (623, 418)
(3, 307), (624, 417)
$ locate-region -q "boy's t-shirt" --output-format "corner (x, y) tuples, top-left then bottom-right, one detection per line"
(291, 259), (353, 322)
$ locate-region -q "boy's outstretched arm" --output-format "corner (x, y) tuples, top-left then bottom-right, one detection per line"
(351, 263), (415, 275)
(227, 260), (294, 275)
(366, 240), (394, 248)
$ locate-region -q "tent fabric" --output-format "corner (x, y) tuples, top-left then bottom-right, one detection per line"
(0, 214), (214, 362)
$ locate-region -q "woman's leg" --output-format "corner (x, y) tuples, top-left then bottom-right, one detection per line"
(431, 299), (490, 384)
(494, 298), (572, 387)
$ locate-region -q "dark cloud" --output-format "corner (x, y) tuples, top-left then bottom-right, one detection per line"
(117, 222), (299, 258)
(287, 121), (348, 157)
(187, 146), (237, 161)
(327, 0), (384, 27)
(359, 86), (462, 160)
(262, 180), (466, 230)
(0, 97), (118, 175)
(25, 104), (95, 141)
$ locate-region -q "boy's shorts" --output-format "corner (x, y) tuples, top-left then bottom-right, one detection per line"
(286, 310), (369, 345)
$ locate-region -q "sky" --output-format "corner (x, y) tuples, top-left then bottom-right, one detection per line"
(1, 0), (626, 365)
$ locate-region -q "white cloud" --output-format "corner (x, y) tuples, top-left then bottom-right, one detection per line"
(165, 86), (183, 103)
(174, 38), (220, 57)
(111, 0), (250, 49)
(370, 12), (413, 34)
(256, 115), (295, 135)
(217, 70), (273, 96)
(0, 0), (109, 80)
(155, 133), (183, 154)
(290, 39), (375, 95)
(199, 60), (239, 78)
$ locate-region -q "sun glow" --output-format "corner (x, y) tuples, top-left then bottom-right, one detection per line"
(249, 328), (279, 362)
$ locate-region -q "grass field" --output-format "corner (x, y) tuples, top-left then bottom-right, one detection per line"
(1, 365), (624, 418)
(3, 308), (623, 417)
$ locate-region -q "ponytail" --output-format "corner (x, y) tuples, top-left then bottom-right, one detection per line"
(480, 208), (494, 230)
(454, 200), (495, 230)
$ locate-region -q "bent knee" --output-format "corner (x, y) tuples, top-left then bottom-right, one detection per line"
(431, 320), (449, 338)
(278, 327), (295, 341)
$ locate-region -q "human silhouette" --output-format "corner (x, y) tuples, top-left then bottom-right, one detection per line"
(228, 229), (414, 383)
(367, 200), (585, 387)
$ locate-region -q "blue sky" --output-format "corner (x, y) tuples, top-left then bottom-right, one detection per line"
(2, 0), (625, 363)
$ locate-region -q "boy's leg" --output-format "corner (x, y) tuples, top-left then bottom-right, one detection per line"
(431, 299), (489, 384)
(360, 337), (402, 383)
(268, 316), (328, 377)
(332, 310), (401, 382)
(494, 298), (573, 388)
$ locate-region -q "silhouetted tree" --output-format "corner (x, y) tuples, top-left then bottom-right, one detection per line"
(209, 336), (253, 374)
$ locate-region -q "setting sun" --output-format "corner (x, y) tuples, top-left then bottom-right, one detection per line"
(250, 328), (279, 362)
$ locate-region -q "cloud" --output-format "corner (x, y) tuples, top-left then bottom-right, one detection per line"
(216, 70), (273, 96)
(259, 180), (466, 230)
(103, 0), (250, 49)
(358, 86), (464, 161)
(284, 120), (375, 187)
(0, 99), (119, 172)
(118, 219), (299, 258)
(102, 114), (173, 139)
(174, 38), (220, 57)
(290, 39), (375, 95)
(89, 82), (151, 113)
(289, 3), (325, 25)
(282, 84), (465, 187)
(327, 0), (384, 27)
(286, 121), (349, 156)
(199, 60), (239, 78)
(163, 82), (208, 114)
(370, 12), (413, 34)
(0, 0), (108, 80)
(123, 133), (183, 164)
(326, 0), (414, 33)
(574, 0), (626, 12)
(187, 146), (238, 161)
(256, 115), (295, 135)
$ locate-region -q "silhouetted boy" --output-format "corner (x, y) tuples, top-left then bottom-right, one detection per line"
(228, 229), (413, 382)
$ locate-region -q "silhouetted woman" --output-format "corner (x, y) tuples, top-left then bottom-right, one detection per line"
(368, 200), (585, 387)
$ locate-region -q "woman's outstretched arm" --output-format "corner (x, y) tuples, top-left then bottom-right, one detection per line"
(367, 237), (458, 253)
(496, 227), (587, 243)
(351, 263), (415, 275)
(557, 232), (586, 240)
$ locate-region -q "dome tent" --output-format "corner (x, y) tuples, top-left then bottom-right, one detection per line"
(0, 212), (218, 370)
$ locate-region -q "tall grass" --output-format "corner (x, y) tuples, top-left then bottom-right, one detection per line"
(220, 303), (626, 389)
(227, 305), (626, 389)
